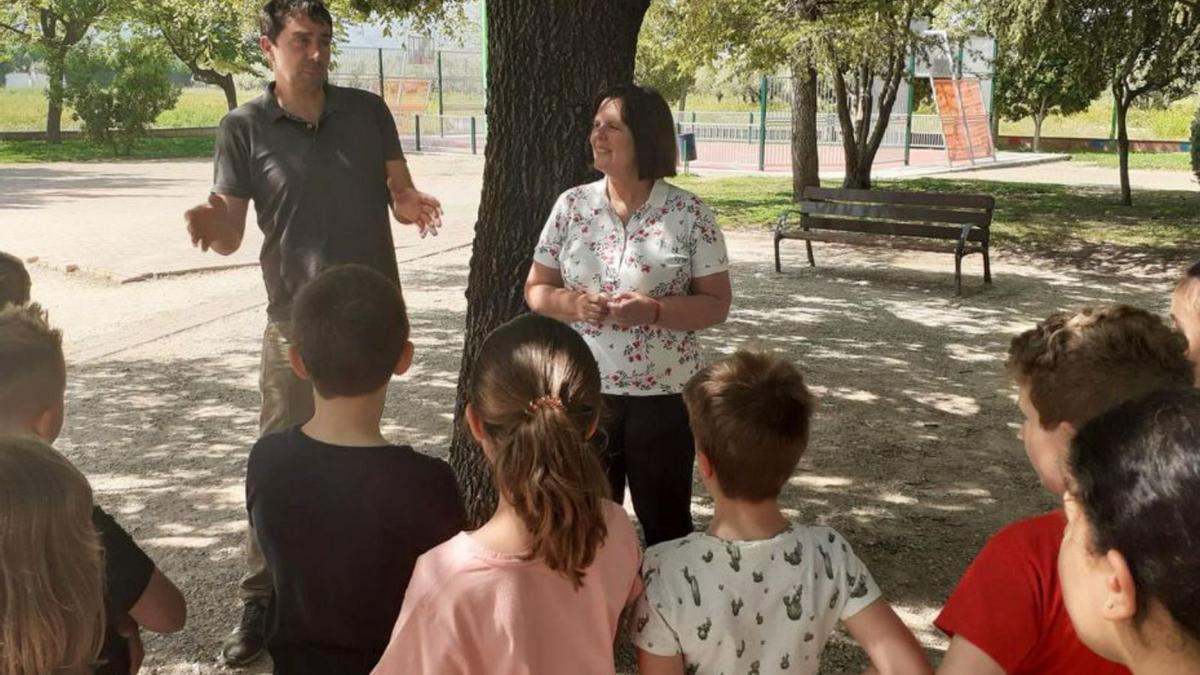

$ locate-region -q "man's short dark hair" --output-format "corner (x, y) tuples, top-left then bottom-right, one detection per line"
(592, 84), (678, 181)
(260, 0), (333, 42)
(291, 265), (409, 398)
(0, 252), (31, 308)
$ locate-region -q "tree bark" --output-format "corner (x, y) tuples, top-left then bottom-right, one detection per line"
(44, 47), (66, 144)
(791, 63), (820, 202)
(1115, 89), (1132, 206)
(1032, 112), (1044, 153)
(448, 0), (649, 526)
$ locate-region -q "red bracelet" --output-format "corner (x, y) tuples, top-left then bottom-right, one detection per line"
(650, 298), (662, 324)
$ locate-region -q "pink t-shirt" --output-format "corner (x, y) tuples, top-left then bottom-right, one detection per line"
(371, 500), (643, 675)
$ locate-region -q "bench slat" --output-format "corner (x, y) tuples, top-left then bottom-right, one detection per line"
(804, 186), (995, 211)
(788, 231), (984, 254)
(784, 215), (988, 242)
(798, 200), (992, 227)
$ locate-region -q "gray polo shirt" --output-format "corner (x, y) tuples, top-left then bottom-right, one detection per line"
(213, 83), (405, 321)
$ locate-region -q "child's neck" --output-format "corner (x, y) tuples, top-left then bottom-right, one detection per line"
(706, 495), (790, 541)
(301, 387), (389, 447)
(472, 497), (535, 555)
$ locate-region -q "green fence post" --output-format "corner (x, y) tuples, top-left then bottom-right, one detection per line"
(758, 75), (768, 171)
(414, 114), (421, 151)
(904, 46), (916, 166)
(377, 48), (385, 99)
(437, 51), (445, 137)
(470, 116), (477, 154)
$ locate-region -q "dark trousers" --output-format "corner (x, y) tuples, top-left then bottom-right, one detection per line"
(600, 393), (695, 546)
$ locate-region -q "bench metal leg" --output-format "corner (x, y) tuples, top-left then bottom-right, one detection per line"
(805, 239), (816, 267)
(955, 253), (963, 296)
(774, 232), (783, 273)
(982, 245), (992, 284)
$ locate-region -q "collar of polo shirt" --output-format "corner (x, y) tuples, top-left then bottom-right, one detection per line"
(263, 81), (347, 124)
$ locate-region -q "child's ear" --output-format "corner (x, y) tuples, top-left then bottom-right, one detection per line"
(33, 402), (65, 443)
(464, 403), (488, 445)
(394, 340), (414, 376)
(1101, 549), (1138, 622)
(287, 345), (310, 381)
(696, 447), (715, 480)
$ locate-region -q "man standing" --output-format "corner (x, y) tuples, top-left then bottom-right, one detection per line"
(183, 0), (442, 665)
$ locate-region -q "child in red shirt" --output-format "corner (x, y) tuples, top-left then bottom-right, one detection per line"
(935, 305), (1193, 675)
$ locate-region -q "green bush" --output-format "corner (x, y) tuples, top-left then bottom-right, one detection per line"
(1192, 105), (1199, 183)
(64, 36), (181, 154)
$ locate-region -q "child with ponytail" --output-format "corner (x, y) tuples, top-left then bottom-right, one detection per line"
(371, 314), (643, 675)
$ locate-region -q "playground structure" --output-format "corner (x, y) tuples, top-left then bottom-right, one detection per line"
(327, 31), (998, 175)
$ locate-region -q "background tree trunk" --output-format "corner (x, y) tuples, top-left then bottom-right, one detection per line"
(791, 64), (819, 202)
(447, 0), (649, 526)
(1115, 91), (1132, 206)
(44, 47), (66, 143)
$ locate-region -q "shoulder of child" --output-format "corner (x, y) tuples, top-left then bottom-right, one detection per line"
(983, 510), (1065, 558)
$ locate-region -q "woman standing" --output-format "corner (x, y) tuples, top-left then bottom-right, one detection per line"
(525, 84), (731, 546)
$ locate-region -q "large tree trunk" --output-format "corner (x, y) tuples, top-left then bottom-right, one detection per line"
(448, 0), (649, 526)
(831, 67), (861, 188)
(44, 47), (66, 143)
(1033, 112), (1045, 153)
(791, 63), (820, 202)
(1115, 90), (1132, 206)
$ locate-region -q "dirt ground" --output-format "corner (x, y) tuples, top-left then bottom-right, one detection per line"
(5, 155), (1195, 673)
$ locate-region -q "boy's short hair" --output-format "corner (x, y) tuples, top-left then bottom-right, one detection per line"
(1007, 304), (1192, 429)
(0, 304), (66, 427)
(683, 350), (813, 501)
(291, 265), (409, 398)
(0, 252), (31, 308)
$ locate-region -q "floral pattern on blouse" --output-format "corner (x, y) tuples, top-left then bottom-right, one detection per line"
(533, 178), (729, 396)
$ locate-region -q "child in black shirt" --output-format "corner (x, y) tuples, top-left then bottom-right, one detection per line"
(246, 265), (466, 674)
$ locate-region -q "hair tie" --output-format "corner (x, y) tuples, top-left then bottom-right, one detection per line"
(527, 395), (565, 416)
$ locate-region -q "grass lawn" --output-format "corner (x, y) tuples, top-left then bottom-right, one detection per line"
(1067, 151), (1194, 172)
(672, 174), (1200, 250)
(0, 137), (214, 162)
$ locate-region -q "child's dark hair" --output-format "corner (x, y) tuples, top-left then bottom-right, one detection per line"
(468, 314), (608, 589)
(259, 0), (332, 42)
(683, 350), (814, 501)
(1069, 387), (1200, 642)
(291, 265), (409, 398)
(1007, 304), (1192, 429)
(0, 252), (30, 308)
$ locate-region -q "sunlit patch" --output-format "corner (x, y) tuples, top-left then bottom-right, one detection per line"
(142, 536), (219, 549)
(876, 491), (917, 505)
(904, 390), (980, 416)
(89, 474), (170, 491)
(943, 342), (1000, 363)
(788, 474), (853, 489)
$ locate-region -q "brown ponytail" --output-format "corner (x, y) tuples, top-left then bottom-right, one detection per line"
(468, 314), (609, 589)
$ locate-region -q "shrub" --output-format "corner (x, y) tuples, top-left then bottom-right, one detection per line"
(64, 36), (181, 154)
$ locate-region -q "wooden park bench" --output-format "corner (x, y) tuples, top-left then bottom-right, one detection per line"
(774, 187), (995, 295)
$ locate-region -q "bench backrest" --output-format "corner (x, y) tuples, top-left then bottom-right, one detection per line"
(798, 187), (994, 242)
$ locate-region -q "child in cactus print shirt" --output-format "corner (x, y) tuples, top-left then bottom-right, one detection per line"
(634, 525), (880, 675)
(632, 351), (931, 675)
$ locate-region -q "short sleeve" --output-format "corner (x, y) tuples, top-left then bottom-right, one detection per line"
(629, 557), (683, 657)
(934, 530), (1045, 672)
(212, 114), (253, 199)
(372, 559), (468, 675)
(687, 198), (729, 278)
(532, 192), (571, 270)
(374, 94), (406, 162)
(92, 507), (155, 615)
(829, 530), (882, 621)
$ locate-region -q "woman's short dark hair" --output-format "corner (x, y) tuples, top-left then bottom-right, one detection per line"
(260, 0), (333, 42)
(1069, 387), (1200, 641)
(592, 84), (678, 180)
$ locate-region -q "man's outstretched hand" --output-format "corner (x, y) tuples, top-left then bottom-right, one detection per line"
(388, 177), (443, 238)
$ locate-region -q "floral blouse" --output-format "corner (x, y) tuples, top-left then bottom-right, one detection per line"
(533, 178), (729, 396)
